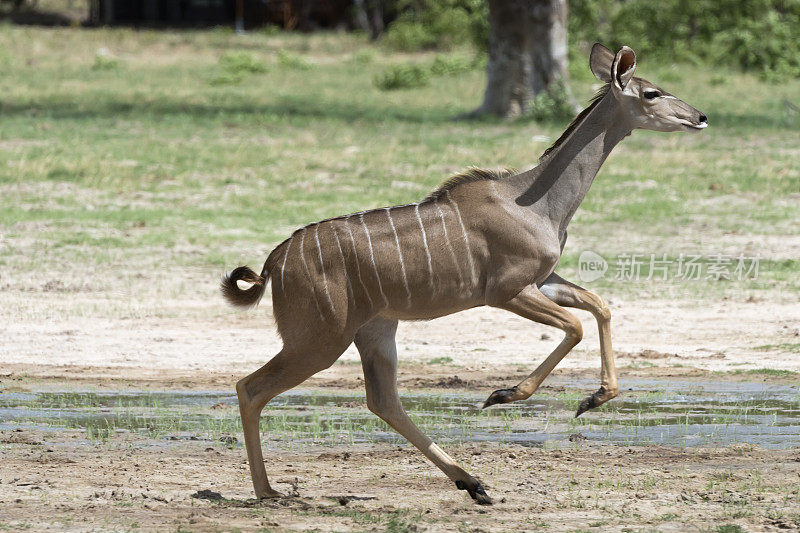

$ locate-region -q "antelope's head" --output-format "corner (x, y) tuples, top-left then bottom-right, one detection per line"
(590, 43), (708, 133)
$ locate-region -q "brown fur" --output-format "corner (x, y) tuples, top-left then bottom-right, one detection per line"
(424, 167), (516, 201)
(220, 266), (267, 308)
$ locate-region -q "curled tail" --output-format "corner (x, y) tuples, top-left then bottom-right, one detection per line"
(221, 265), (268, 308)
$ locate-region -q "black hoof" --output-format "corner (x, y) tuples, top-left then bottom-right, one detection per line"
(482, 386), (518, 409)
(456, 480), (493, 505)
(575, 388), (607, 418)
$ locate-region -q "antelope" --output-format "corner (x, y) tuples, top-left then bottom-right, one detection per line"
(222, 44), (708, 505)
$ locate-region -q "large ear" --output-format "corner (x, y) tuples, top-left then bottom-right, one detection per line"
(589, 43), (614, 83)
(611, 46), (636, 89)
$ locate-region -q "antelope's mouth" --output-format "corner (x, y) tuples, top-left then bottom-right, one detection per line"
(679, 120), (708, 131)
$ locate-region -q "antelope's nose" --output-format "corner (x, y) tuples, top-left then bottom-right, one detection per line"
(698, 113), (708, 124)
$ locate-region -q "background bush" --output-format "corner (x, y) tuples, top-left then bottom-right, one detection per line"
(569, 0), (800, 79)
(383, 0), (488, 52)
(373, 53), (480, 90)
(382, 0), (800, 79)
(374, 63), (431, 90)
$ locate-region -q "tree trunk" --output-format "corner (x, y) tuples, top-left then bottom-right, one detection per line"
(475, 0), (570, 119)
(353, 0), (385, 40)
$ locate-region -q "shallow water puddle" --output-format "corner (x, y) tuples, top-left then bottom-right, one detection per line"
(1, 379), (798, 448)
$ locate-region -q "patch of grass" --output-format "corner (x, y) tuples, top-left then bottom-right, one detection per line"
(426, 356), (454, 365)
(716, 525), (746, 533)
(754, 343), (800, 353)
(219, 51), (268, 74)
(429, 54), (476, 76)
(6, 384), (799, 450)
(352, 48), (375, 64)
(277, 50), (312, 70)
(91, 49), (119, 71)
(732, 368), (798, 377)
(374, 63), (430, 90)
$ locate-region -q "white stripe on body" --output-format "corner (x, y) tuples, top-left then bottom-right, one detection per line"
(314, 224), (335, 313)
(359, 213), (388, 306)
(434, 202), (464, 287)
(413, 204), (435, 292)
(344, 216), (374, 307)
(444, 190), (477, 284)
(384, 208), (411, 306)
(298, 228), (325, 317)
(280, 234), (293, 292)
(330, 223), (354, 300)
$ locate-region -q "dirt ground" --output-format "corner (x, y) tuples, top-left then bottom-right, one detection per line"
(2, 358), (800, 531)
(2, 290), (800, 531)
(3, 290), (800, 375)
(2, 427), (799, 532)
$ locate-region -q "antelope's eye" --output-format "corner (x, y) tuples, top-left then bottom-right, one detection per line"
(643, 90), (660, 100)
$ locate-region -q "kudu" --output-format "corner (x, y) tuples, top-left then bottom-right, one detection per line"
(222, 44), (708, 504)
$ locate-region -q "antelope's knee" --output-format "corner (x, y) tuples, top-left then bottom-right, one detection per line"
(596, 303), (611, 322)
(564, 317), (583, 345)
(590, 294), (611, 322)
(365, 391), (401, 420)
(236, 377), (251, 402)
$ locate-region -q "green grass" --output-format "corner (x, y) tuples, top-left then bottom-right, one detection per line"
(427, 356), (454, 365)
(715, 525), (746, 533)
(732, 368), (798, 377)
(755, 343), (800, 353)
(4, 386), (798, 448)
(0, 26), (798, 314)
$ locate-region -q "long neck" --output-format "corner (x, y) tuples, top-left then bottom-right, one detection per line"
(506, 91), (632, 235)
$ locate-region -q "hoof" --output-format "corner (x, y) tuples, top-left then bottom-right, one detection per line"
(456, 480), (493, 505)
(256, 489), (283, 500)
(575, 387), (613, 418)
(482, 386), (519, 409)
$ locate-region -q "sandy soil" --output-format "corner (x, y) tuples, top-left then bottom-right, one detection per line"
(1, 430), (799, 532)
(3, 288), (800, 380)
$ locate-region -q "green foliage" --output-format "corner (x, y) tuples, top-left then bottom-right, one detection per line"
(429, 53), (476, 76)
(383, 20), (437, 51)
(374, 63), (430, 90)
(209, 71), (244, 86)
(278, 49), (312, 70)
(716, 525), (746, 533)
(91, 49), (118, 71)
(382, 0), (488, 51)
(385, 0), (800, 78)
(352, 48), (376, 64)
(218, 50), (267, 75)
(212, 50), (267, 85)
(526, 81), (575, 122)
(374, 53), (479, 91)
(569, 0), (800, 79)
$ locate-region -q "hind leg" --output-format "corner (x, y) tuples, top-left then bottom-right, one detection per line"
(355, 317), (492, 505)
(236, 342), (348, 499)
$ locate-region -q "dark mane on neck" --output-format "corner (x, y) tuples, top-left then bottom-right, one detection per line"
(424, 167), (516, 201)
(539, 84), (611, 162)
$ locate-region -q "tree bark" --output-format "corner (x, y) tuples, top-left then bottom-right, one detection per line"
(353, 0), (385, 40)
(475, 0), (570, 119)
